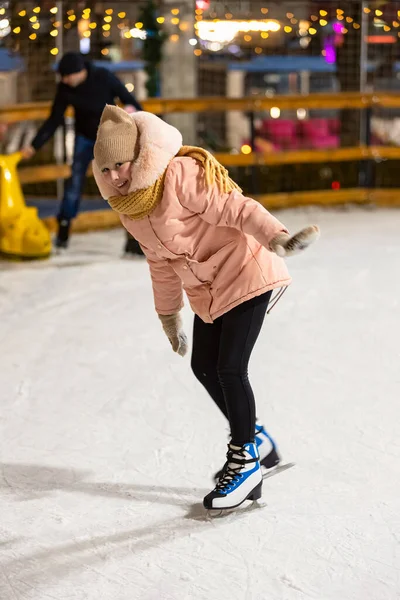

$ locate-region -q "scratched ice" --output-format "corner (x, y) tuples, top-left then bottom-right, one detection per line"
(0, 207), (399, 600)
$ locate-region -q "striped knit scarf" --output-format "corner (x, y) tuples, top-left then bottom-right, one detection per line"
(107, 145), (242, 220)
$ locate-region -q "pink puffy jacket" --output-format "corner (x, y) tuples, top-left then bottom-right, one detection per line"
(120, 157), (291, 323)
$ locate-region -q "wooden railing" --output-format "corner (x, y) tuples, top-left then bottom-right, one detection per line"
(0, 92), (371, 123)
(14, 146), (400, 185)
(1, 92), (400, 209)
(41, 186), (400, 236)
(3, 91), (400, 124)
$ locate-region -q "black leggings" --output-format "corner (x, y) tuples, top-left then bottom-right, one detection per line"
(191, 291), (272, 446)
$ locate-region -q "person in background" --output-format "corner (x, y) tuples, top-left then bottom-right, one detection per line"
(22, 52), (144, 255)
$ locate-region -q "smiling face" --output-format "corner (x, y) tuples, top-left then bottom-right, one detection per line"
(101, 161), (132, 194)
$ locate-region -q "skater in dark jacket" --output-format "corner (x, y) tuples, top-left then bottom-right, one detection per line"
(22, 52), (143, 255)
(93, 105), (320, 511)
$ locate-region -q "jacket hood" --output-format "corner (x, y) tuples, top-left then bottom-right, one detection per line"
(93, 111), (183, 200)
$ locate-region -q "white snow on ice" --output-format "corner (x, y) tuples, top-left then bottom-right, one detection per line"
(0, 207), (399, 600)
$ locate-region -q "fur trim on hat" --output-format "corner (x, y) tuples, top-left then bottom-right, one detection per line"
(93, 111), (183, 200)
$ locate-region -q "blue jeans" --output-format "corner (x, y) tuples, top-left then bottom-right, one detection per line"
(58, 134), (95, 221)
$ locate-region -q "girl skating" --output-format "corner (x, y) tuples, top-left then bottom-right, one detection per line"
(93, 105), (319, 512)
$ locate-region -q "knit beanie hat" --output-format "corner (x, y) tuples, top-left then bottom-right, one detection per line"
(58, 52), (86, 76)
(94, 105), (139, 171)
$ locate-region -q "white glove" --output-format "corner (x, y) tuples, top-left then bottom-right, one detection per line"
(158, 313), (188, 357)
(270, 225), (320, 257)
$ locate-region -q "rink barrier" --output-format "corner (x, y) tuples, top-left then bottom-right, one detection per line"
(1, 94), (400, 182)
(259, 188), (400, 208)
(0, 92), (377, 123)
(2, 92), (400, 228)
(42, 209), (120, 234)
(19, 163), (71, 184)
(5, 91), (400, 123)
(256, 188), (400, 208)
(4, 91), (400, 124)
(16, 145), (400, 184)
(39, 187), (400, 235)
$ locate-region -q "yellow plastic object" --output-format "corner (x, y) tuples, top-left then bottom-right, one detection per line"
(0, 152), (51, 259)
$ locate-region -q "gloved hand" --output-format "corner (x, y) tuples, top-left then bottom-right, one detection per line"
(21, 146), (36, 160)
(159, 313), (188, 357)
(270, 225), (320, 257)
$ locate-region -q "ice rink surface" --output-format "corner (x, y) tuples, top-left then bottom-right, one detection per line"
(0, 207), (399, 600)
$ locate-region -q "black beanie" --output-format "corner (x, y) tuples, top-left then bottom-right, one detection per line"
(58, 52), (86, 76)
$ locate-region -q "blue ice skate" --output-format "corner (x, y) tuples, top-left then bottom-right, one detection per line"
(255, 423), (280, 470)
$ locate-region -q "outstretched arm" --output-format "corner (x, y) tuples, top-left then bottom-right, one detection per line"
(172, 158), (319, 255)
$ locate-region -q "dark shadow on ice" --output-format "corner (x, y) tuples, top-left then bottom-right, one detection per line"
(185, 502), (209, 521)
(0, 462), (208, 506)
(0, 462), (91, 501)
(0, 537), (24, 548)
(0, 463), (223, 594)
(0, 512), (216, 593)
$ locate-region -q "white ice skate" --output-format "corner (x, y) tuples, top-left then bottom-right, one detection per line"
(204, 442), (262, 512)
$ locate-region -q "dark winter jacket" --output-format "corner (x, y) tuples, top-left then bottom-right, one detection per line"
(32, 63), (142, 150)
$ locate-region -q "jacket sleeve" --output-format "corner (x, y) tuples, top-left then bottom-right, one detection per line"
(31, 86), (68, 150)
(139, 242), (184, 316)
(173, 158), (289, 250)
(107, 71), (143, 111)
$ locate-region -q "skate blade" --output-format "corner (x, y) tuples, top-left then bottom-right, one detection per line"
(262, 462), (295, 480)
(53, 247), (68, 256)
(207, 464), (295, 517)
(207, 499), (266, 519)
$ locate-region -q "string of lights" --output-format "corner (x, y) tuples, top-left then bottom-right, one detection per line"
(3, 4), (400, 58)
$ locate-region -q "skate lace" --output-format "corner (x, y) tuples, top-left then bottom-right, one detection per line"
(215, 448), (248, 492)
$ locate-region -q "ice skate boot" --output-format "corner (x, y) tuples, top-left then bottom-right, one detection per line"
(255, 423), (280, 470)
(123, 233), (144, 257)
(204, 442), (262, 511)
(214, 423), (280, 482)
(55, 218), (71, 250)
